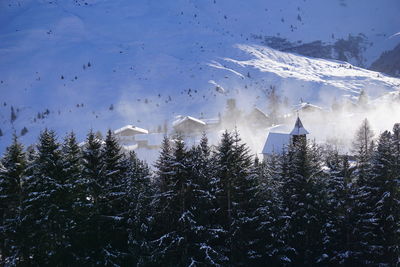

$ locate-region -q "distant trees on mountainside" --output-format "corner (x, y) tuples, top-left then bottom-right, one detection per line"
(1, 119), (400, 266)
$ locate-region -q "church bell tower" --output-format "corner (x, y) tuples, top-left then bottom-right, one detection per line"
(290, 116), (309, 145)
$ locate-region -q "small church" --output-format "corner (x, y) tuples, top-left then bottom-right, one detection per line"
(262, 117), (309, 160)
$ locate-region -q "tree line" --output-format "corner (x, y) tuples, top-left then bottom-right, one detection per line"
(1, 119), (399, 266)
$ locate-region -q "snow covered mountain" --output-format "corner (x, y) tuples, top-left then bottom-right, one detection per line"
(0, 0), (399, 151)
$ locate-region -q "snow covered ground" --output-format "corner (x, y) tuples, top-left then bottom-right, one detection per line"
(0, 0), (399, 158)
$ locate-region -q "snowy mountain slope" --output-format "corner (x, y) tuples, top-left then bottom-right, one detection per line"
(212, 45), (400, 102)
(208, 45), (400, 155)
(0, 0), (399, 151)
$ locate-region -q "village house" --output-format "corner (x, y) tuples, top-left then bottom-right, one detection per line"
(246, 107), (271, 129)
(172, 115), (207, 134)
(114, 125), (149, 150)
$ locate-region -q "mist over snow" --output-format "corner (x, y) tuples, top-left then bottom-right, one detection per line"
(0, 0), (400, 160)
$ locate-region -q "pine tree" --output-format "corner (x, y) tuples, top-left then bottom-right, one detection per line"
(322, 148), (354, 265)
(223, 99), (241, 129)
(352, 118), (374, 183)
(82, 130), (104, 205)
(21, 129), (71, 265)
(80, 130), (105, 264)
(253, 153), (288, 265)
(357, 89), (368, 109)
(103, 129), (125, 184)
(60, 132), (89, 265)
(154, 136), (174, 193)
(0, 135), (26, 265)
(280, 139), (326, 265)
(369, 130), (400, 265)
(214, 131), (235, 262)
(153, 134), (225, 266)
(20, 126), (28, 136)
(214, 130), (258, 265)
(24, 144), (38, 178)
(151, 135), (174, 264)
(100, 129), (130, 265)
(230, 130), (259, 265)
(392, 123), (400, 184)
(350, 119), (378, 264)
(267, 85), (281, 124)
(125, 151), (154, 265)
(0, 161), (6, 264)
(81, 129), (130, 265)
(61, 132), (82, 198)
(185, 134), (226, 265)
(10, 106), (17, 123)
(152, 135), (190, 265)
(388, 123), (400, 264)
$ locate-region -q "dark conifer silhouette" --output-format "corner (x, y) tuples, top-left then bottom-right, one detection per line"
(0, 124), (399, 266)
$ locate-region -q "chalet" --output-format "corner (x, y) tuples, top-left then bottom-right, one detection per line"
(262, 117), (309, 160)
(202, 117), (221, 131)
(113, 125), (149, 151)
(172, 116), (206, 135)
(247, 107), (270, 128)
(114, 125), (148, 141)
(294, 102), (324, 116)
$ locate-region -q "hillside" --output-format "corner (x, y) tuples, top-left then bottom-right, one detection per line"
(0, 0), (399, 151)
(371, 42), (400, 77)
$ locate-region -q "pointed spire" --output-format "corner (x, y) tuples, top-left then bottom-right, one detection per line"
(290, 116), (309, 136)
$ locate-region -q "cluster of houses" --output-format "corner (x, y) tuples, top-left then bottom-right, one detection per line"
(113, 98), (313, 162)
(113, 115), (220, 152)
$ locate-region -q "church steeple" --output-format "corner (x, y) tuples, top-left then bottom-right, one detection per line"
(290, 116), (309, 135)
(290, 116), (309, 145)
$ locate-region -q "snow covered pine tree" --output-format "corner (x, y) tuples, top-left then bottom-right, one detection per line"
(0, 135), (26, 265)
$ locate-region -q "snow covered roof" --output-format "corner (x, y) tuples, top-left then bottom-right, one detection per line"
(172, 116), (206, 127)
(268, 124), (291, 133)
(114, 125), (149, 136)
(290, 117), (309, 135)
(252, 107), (269, 118)
(202, 117), (220, 125)
(262, 117), (309, 154)
(294, 102), (323, 112)
(262, 132), (291, 155)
